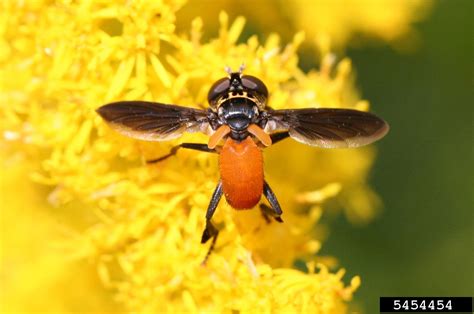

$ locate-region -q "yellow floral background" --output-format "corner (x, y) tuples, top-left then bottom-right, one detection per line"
(2, 0), (471, 313)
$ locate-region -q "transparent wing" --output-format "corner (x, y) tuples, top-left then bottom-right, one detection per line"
(96, 101), (210, 141)
(265, 108), (389, 148)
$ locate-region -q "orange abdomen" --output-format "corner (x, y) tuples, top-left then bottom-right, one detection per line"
(219, 137), (263, 209)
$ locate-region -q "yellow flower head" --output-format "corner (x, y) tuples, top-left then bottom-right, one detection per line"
(179, 0), (433, 52)
(286, 0), (433, 51)
(0, 1), (399, 312)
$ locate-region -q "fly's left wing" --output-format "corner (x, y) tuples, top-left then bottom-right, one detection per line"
(96, 101), (210, 141)
(265, 108), (389, 148)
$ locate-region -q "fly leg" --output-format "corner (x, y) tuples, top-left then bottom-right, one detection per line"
(147, 143), (216, 164)
(260, 204), (284, 223)
(260, 181), (284, 223)
(270, 132), (289, 145)
(201, 180), (223, 264)
(257, 132), (290, 149)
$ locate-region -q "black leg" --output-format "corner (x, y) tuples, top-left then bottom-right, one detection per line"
(270, 132), (290, 145)
(147, 143), (216, 164)
(201, 180), (223, 243)
(259, 204), (283, 223)
(201, 181), (223, 264)
(261, 181), (283, 222)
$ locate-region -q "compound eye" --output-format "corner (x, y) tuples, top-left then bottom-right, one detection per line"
(207, 77), (230, 105)
(241, 75), (268, 98)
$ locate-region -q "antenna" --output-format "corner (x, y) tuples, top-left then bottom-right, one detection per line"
(238, 63), (245, 74)
(224, 63), (246, 77)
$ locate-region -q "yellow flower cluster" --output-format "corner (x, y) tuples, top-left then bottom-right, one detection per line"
(285, 0), (433, 51)
(180, 0), (432, 51)
(0, 0), (415, 312)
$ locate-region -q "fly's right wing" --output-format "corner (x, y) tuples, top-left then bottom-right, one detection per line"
(265, 108), (389, 148)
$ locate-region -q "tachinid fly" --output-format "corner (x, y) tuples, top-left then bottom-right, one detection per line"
(97, 66), (389, 259)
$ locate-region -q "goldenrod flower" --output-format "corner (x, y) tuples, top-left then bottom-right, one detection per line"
(1, 1), (398, 312)
(285, 0), (433, 51)
(181, 0), (433, 51)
